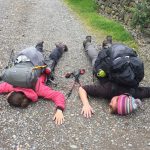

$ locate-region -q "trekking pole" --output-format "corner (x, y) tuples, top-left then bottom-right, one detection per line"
(0, 49), (14, 81)
(92, 72), (95, 83)
(7, 49), (15, 68)
(65, 69), (85, 100)
(66, 82), (76, 100)
(47, 78), (57, 86)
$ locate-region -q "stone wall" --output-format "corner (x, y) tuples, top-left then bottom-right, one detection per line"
(96, 0), (141, 26)
(96, 0), (150, 39)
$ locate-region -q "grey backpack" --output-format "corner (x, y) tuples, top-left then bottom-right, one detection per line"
(1, 62), (43, 88)
(1, 46), (46, 88)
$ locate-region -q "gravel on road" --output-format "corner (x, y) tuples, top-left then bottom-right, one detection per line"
(0, 0), (150, 150)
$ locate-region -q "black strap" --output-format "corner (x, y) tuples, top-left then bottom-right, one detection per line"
(66, 81), (76, 100)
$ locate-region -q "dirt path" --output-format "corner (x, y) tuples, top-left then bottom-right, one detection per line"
(0, 0), (150, 149)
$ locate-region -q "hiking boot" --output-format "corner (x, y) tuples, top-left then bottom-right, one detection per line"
(35, 41), (44, 52)
(55, 42), (68, 52)
(106, 35), (112, 44)
(102, 40), (109, 49)
(102, 36), (112, 49)
(83, 36), (92, 49)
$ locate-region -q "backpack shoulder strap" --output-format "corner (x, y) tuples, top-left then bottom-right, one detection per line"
(94, 47), (111, 76)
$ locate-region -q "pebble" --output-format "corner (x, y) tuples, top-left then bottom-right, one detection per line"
(75, 137), (79, 141)
(148, 143), (150, 146)
(12, 135), (16, 139)
(106, 117), (109, 120)
(111, 140), (114, 143)
(70, 145), (78, 149)
(128, 143), (132, 147)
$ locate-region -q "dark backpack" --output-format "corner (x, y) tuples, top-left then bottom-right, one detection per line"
(94, 44), (144, 87)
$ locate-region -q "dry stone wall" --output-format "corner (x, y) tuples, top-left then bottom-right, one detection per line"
(95, 0), (150, 51)
(96, 0), (141, 26)
(96, 0), (150, 41)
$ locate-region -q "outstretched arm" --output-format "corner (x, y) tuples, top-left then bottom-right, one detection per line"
(79, 87), (94, 118)
(53, 109), (64, 125)
(35, 74), (65, 125)
(0, 82), (13, 94)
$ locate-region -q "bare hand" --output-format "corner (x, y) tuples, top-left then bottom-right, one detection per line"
(81, 104), (94, 118)
(53, 109), (64, 125)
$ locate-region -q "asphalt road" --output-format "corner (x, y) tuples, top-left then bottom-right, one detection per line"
(0, 0), (150, 149)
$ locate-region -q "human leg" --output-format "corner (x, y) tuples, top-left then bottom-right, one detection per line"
(45, 43), (68, 72)
(83, 36), (98, 66)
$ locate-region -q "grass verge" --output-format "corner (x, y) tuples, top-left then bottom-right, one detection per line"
(64, 0), (138, 49)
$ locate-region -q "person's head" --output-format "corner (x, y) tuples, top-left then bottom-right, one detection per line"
(7, 92), (30, 108)
(109, 94), (142, 115)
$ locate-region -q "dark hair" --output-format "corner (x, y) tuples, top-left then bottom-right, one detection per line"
(7, 92), (30, 108)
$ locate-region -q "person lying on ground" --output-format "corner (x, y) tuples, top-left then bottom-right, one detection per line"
(79, 36), (150, 118)
(0, 42), (68, 125)
(83, 36), (144, 88)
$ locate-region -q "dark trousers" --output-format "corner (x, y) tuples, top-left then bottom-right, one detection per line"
(45, 47), (64, 72)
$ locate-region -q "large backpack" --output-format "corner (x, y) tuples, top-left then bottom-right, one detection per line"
(1, 47), (46, 88)
(94, 44), (144, 87)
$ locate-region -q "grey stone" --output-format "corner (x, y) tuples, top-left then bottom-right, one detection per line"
(105, 7), (112, 14)
(70, 145), (78, 149)
(128, 143), (133, 147)
(124, 14), (131, 25)
(100, 5), (105, 10)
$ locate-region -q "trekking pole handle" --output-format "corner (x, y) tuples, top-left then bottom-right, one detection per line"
(65, 69), (85, 78)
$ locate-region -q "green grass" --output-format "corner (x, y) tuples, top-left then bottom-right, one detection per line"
(64, 0), (138, 49)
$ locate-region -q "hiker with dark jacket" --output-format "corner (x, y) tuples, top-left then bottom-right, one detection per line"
(79, 36), (150, 118)
(0, 42), (68, 125)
